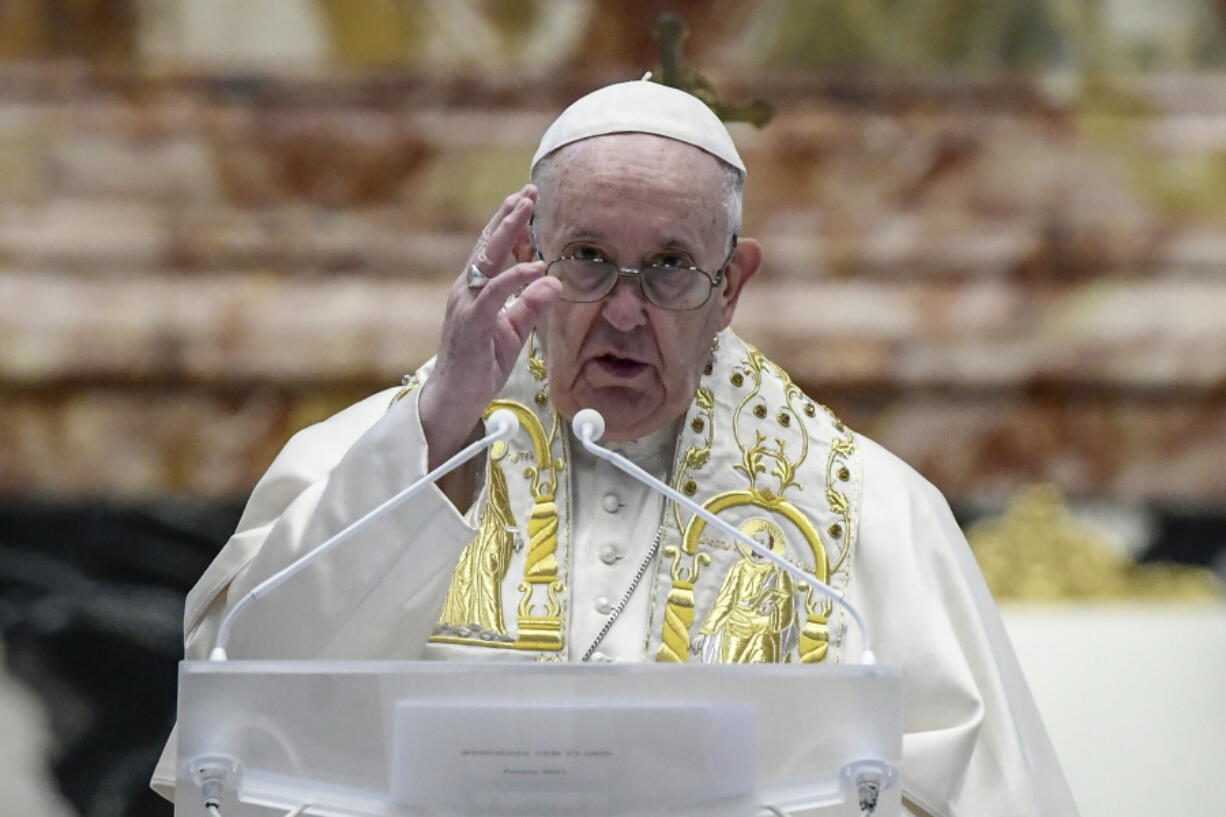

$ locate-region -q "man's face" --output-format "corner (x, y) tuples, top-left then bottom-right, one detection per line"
(528, 134), (759, 441)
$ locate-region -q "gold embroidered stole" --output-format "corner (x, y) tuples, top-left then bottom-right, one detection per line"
(412, 330), (862, 663)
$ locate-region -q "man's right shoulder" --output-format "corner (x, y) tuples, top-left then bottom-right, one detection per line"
(278, 386), (401, 466)
(228, 386), (396, 530)
(234, 360), (437, 533)
(269, 359), (438, 485)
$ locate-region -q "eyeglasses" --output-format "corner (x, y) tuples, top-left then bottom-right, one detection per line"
(536, 239), (737, 311)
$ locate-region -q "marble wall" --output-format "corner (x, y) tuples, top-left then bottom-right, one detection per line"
(2, 65), (1226, 510)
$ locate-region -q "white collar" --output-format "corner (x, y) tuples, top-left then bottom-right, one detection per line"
(575, 417), (681, 472)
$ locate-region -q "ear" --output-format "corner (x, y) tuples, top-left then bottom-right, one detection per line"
(717, 237), (761, 330)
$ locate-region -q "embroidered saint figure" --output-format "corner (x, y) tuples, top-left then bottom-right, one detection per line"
(692, 518), (799, 663)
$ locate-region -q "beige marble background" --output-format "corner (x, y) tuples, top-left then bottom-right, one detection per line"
(2, 0), (1226, 512)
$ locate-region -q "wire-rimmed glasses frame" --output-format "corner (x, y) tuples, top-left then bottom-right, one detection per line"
(534, 237), (738, 312)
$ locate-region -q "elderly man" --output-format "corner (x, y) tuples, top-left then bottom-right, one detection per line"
(154, 81), (1077, 817)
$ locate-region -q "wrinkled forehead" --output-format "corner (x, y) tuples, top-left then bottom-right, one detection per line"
(532, 133), (729, 236)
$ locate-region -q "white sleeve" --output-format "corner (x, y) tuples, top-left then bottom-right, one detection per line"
(847, 436), (1079, 817)
(186, 384), (474, 662)
(152, 377), (477, 800)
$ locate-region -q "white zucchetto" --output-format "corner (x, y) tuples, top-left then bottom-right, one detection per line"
(530, 79), (746, 175)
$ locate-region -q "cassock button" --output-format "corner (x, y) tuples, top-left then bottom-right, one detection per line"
(595, 596), (614, 615)
(601, 492), (620, 513)
(599, 544), (622, 565)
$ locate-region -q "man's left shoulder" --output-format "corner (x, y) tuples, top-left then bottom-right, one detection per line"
(846, 430), (972, 581)
(851, 430), (956, 520)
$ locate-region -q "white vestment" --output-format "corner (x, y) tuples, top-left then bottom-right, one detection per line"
(153, 333), (1077, 817)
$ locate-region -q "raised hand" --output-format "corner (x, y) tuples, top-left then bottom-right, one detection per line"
(418, 184), (562, 468)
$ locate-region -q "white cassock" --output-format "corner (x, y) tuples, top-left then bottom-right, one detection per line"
(152, 332), (1078, 817)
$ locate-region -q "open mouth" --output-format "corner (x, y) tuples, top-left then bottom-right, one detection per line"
(593, 353), (649, 378)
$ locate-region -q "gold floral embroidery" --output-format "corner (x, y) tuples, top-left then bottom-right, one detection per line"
(656, 341), (843, 664)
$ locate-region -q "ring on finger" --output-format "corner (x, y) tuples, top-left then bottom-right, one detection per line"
(466, 264), (491, 290)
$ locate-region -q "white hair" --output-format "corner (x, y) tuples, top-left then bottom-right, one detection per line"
(531, 142), (744, 248)
(719, 159), (745, 239)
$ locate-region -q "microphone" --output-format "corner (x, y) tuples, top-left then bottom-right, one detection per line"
(572, 408), (605, 446)
(572, 408), (876, 664)
(209, 408), (520, 661)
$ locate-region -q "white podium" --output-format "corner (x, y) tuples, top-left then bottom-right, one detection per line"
(173, 660), (902, 817)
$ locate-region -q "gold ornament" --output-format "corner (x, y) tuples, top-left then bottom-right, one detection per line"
(968, 484), (1223, 602)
